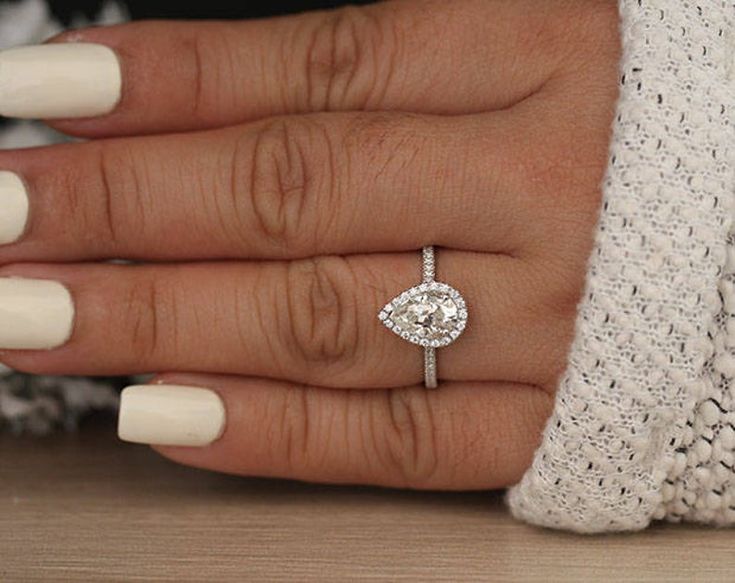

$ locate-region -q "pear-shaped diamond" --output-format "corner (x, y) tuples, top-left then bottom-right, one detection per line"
(378, 282), (467, 348)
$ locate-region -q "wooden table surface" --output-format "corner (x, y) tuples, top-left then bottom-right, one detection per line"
(2, 420), (734, 582)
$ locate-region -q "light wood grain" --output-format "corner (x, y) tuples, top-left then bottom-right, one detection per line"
(1, 422), (734, 582)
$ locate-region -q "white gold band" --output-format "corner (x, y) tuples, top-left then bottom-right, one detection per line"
(378, 246), (468, 390)
(422, 246), (438, 388)
(424, 345), (438, 389)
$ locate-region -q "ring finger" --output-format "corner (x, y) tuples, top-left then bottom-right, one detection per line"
(0, 253), (575, 390)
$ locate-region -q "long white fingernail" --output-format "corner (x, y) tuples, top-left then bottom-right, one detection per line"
(0, 172), (28, 244)
(0, 278), (74, 349)
(118, 385), (226, 447)
(0, 43), (121, 119)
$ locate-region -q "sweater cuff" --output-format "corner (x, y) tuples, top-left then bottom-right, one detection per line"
(507, 0), (735, 533)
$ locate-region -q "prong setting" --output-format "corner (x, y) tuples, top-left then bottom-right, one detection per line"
(378, 281), (468, 348)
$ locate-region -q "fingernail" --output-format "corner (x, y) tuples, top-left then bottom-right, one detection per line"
(0, 278), (74, 349)
(118, 385), (226, 447)
(0, 43), (122, 119)
(0, 172), (28, 245)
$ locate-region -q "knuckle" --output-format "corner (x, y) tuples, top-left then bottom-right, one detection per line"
(376, 388), (441, 488)
(94, 146), (125, 246)
(182, 34), (208, 121)
(240, 119), (330, 252)
(271, 385), (321, 475)
(121, 274), (168, 364)
(301, 6), (392, 110)
(94, 143), (149, 249)
(47, 149), (94, 240)
(283, 256), (361, 371)
(185, 32), (228, 121)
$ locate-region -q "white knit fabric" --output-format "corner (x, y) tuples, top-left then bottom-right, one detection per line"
(508, 0), (735, 532)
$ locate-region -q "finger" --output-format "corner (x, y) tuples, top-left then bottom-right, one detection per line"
(0, 111), (542, 263)
(0, 254), (576, 390)
(39, 0), (568, 136)
(120, 375), (554, 490)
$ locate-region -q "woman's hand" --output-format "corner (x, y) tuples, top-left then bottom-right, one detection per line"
(0, 0), (619, 489)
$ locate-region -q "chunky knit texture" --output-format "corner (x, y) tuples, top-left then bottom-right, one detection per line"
(508, 0), (735, 532)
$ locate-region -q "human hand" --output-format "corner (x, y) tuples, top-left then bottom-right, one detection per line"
(0, 0), (619, 489)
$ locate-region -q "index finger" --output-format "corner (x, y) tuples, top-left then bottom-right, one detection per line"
(0, 0), (567, 136)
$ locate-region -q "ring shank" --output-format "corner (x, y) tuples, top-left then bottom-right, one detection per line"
(422, 246), (438, 389)
(424, 346), (438, 389)
(422, 246), (435, 283)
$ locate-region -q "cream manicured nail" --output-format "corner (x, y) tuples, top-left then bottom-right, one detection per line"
(0, 278), (74, 349)
(0, 172), (28, 244)
(0, 43), (122, 119)
(118, 385), (226, 447)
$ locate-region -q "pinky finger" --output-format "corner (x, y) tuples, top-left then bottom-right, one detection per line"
(117, 375), (553, 490)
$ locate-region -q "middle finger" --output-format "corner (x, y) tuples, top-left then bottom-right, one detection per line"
(0, 111), (541, 263)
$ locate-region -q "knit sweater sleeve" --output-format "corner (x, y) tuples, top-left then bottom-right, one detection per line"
(506, 0), (735, 533)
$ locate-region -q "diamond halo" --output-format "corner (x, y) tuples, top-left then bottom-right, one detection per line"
(378, 281), (468, 348)
(377, 247), (468, 388)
